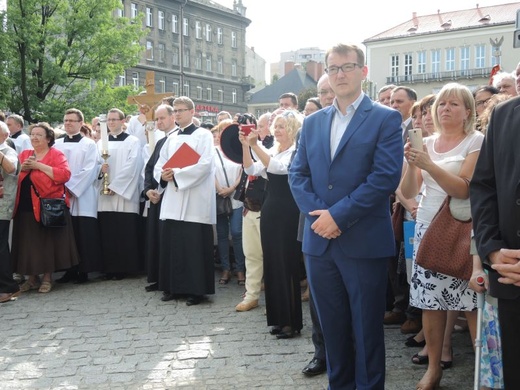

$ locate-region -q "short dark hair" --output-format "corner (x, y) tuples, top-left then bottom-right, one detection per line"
(473, 85), (499, 98)
(29, 122), (55, 147)
(306, 97), (322, 110)
(325, 43), (365, 66)
(108, 108), (125, 120)
(200, 121), (214, 130)
(279, 92), (298, 107)
(392, 86), (417, 102)
(65, 108), (84, 122)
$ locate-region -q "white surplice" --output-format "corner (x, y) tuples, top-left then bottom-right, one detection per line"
(154, 127), (216, 225)
(97, 134), (142, 214)
(55, 136), (102, 218)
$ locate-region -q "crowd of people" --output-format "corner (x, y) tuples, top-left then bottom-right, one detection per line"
(1, 42), (520, 390)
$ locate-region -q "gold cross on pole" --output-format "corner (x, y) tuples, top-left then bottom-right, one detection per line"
(126, 71), (174, 121)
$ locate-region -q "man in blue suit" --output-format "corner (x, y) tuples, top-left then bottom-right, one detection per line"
(289, 43), (403, 390)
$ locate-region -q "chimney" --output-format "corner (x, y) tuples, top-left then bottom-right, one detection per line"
(284, 61), (295, 75)
(307, 60), (318, 82)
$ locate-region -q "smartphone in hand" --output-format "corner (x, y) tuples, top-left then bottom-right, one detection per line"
(240, 124), (256, 136)
(408, 128), (423, 150)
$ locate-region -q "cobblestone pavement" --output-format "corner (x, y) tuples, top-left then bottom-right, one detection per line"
(1, 272), (476, 389)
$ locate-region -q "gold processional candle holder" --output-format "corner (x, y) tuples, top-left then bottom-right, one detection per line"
(98, 114), (112, 195)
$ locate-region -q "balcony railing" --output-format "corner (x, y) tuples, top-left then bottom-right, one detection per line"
(386, 67), (494, 84)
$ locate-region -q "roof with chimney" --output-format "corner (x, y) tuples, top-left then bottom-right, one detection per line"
(248, 68), (317, 104)
(364, 2), (520, 42)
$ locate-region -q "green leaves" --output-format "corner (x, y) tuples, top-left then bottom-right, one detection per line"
(3, 0), (146, 123)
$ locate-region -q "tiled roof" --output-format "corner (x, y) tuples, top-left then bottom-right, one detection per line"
(248, 68), (317, 104)
(364, 2), (520, 42)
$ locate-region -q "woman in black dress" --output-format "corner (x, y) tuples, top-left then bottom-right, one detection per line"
(240, 110), (304, 338)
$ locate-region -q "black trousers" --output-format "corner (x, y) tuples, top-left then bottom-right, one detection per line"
(0, 220), (19, 294)
(498, 295), (520, 389)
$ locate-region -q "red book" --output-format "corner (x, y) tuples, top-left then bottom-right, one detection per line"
(163, 142), (200, 169)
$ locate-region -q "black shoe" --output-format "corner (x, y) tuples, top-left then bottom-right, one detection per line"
(103, 273), (115, 281)
(269, 326), (282, 335)
(56, 270), (77, 284)
(145, 283), (159, 292)
(74, 272), (88, 284)
(405, 334), (426, 348)
(112, 273), (125, 281)
(302, 358), (327, 376)
(186, 295), (203, 306)
(161, 292), (177, 302)
(275, 327), (300, 339)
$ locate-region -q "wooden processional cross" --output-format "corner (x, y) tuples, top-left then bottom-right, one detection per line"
(126, 71), (174, 120)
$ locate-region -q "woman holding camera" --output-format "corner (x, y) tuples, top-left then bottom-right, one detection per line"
(240, 110), (304, 339)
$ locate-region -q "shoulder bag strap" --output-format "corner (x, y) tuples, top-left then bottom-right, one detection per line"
(215, 148), (230, 187)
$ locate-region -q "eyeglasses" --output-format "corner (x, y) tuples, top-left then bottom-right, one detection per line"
(476, 98), (491, 107)
(173, 108), (190, 114)
(63, 119), (80, 123)
(318, 89), (333, 95)
(325, 63), (362, 76)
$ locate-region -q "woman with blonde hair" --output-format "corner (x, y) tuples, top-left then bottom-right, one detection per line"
(400, 83), (484, 389)
(240, 110), (304, 338)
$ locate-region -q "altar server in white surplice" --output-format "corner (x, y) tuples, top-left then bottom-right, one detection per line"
(97, 108), (143, 280)
(54, 108), (103, 284)
(153, 96), (216, 306)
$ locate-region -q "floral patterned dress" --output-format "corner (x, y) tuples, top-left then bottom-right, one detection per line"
(410, 132), (483, 310)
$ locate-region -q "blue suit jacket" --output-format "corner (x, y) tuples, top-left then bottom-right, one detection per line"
(289, 95), (403, 259)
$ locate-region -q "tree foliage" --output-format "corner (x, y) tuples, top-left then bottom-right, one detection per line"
(297, 87), (318, 112)
(1, 0), (146, 123)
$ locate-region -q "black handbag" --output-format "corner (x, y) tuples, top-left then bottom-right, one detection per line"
(31, 182), (67, 228)
(216, 148), (233, 217)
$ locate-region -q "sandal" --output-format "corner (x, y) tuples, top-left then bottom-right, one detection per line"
(237, 272), (245, 286)
(20, 278), (40, 292)
(412, 352), (429, 365)
(219, 271), (231, 285)
(38, 281), (52, 293)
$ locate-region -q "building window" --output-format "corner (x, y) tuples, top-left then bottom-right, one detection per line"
(404, 53), (412, 80)
(172, 82), (179, 96)
(184, 82), (190, 97)
(132, 72), (139, 89)
(172, 14), (178, 33)
(231, 60), (237, 77)
(475, 44), (485, 68)
(195, 52), (202, 70)
(146, 41), (153, 60)
(117, 0), (124, 17)
(231, 31), (237, 48)
(131, 3), (138, 18)
(196, 21), (202, 39)
(206, 87), (212, 101)
(431, 49), (440, 75)
(391, 55), (399, 82)
(158, 10), (165, 30)
(445, 48), (455, 71)
(146, 7), (152, 27)
(218, 89), (223, 102)
(183, 17), (189, 36)
(172, 47), (179, 66)
(206, 54), (212, 72)
(118, 72), (125, 86)
(460, 46), (470, 74)
(197, 85), (203, 100)
(417, 51), (426, 74)
(217, 27), (223, 44)
(205, 24), (212, 42)
(217, 57), (223, 74)
(183, 48), (190, 67)
(232, 88), (237, 104)
(159, 77), (166, 93)
(158, 43), (165, 63)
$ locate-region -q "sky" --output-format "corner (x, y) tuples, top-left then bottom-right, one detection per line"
(213, 0), (516, 65)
